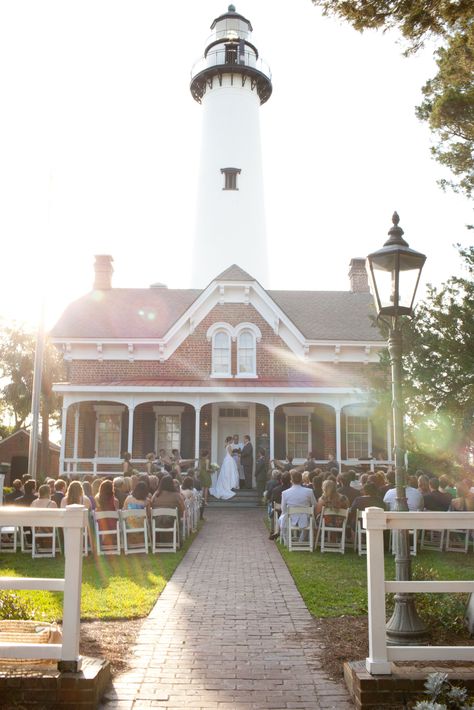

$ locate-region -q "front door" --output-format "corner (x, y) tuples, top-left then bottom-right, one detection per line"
(217, 419), (249, 463)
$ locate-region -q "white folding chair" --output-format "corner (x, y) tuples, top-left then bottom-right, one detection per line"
(287, 506), (314, 552)
(20, 526), (32, 553)
(0, 525), (18, 553)
(120, 509), (149, 555)
(94, 511), (121, 555)
(420, 529), (445, 551)
(354, 511), (367, 556)
(32, 527), (61, 558)
(151, 508), (179, 553)
(317, 507), (348, 554)
(445, 528), (470, 553)
(390, 528), (417, 556)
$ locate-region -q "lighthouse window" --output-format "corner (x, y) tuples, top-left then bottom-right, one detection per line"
(221, 167), (241, 191)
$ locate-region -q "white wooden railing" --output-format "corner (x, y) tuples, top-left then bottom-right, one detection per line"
(363, 507), (474, 674)
(0, 505), (88, 671)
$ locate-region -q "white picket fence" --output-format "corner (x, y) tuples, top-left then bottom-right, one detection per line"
(363, 507), (474, 674)
(0, 504), (87, 670)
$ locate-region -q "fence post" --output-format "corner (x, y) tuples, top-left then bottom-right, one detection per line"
(59, 505), (86, 672)
(364, 507), (391, 674)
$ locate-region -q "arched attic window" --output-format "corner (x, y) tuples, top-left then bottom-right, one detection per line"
(212, 330), (231, 376)
(237, 330), (256, 376)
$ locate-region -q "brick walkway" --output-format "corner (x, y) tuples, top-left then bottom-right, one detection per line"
(101, 509), (353, 709)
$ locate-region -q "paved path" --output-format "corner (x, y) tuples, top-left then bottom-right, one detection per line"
(102, 509), (353, 709)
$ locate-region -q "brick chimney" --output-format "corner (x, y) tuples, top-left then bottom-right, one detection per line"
(348, 258), (369, 293)
(93, 255), (114, 290)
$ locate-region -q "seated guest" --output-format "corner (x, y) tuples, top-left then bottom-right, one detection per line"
(91, 478), (102, 499)
(439, 474), (457, 498)
(270, 471), (292, 510)
(336, 472), (358, 504)
(112, 476), (128, 509)
(418, 474), (430, 496)
(383, 482), (423, 511)
(52, 479), (67, 508)
(82, 480), (96, 510)
(325, 453), (339, 472)
(265, 470), (281, 500)
(149, 475), (160, 495)
(304, 452), (318, 473)
(151, 475), (185, 518)
(31, 484), (57, 510)
(316, 479), (349, 517)
(302, 471), (312, 488)
(5, 479), (23, 503)
(423, 477), (452, 511)
(62, 480), (91, 509)
(449, 482), (474, 512)
(274, 470), (316, 543)
(95, 479), (118, 512)
(349, 482), (385, 528)
(15, 479), (37, 506)
(407, 474), (419, 488)
(123, 481), (150, 514)
(380, 470), (396, 497)
(312, 473), (323, 501)
(180, 476), (197, 501)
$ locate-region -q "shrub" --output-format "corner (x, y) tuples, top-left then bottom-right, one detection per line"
(0, 591), (36, 620)
(414, 672), (474, 709)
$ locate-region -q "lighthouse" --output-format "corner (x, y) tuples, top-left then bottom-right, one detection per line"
(190, 5), (272, 287)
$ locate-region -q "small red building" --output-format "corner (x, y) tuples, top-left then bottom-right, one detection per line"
(0, 429), (60, 484)
(50, 257), (391, 480)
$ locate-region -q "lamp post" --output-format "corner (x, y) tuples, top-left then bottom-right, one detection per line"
(366, 212), (429, 645)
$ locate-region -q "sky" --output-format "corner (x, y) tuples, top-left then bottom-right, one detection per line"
(0, 0), (472, 331)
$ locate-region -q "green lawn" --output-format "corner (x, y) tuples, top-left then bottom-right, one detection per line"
(0, 530), (198, 622)
(278, 543), (474, 619)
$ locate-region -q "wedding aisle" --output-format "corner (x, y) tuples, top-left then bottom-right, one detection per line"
(101, 509), (353, 709)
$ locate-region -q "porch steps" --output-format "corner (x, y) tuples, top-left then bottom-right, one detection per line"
(207, 488), (262, 509)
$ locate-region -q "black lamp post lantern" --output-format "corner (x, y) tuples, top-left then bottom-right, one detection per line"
(367, 212), (429, 645)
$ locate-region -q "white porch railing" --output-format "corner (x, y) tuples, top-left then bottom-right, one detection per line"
(0, 504), (88, 671)
(363, 507), (474, 675)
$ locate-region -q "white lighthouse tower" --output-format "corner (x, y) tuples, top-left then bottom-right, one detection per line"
(190, 5), (272, 286)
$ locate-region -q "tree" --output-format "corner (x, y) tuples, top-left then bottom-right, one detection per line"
(311, 0), (474, 198)
(416, 24), (474, 198)
(371, 246), (474, 468)
(0, 324), (64, 473)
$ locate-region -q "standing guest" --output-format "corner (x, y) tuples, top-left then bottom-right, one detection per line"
(326, 453), (339, 472)
(52, 479), (67, 508)
(198, 451), (211, 507)
(304, 452), (318, 473)
(15, 479), (37, 506)
(255, 447), (267, 501)
(82, 480), (96, 510)
(423, 477), (452, 511)
(5, 479), (23, 503)
(449, 482), (474, 512)
(31, 484), (57, 510)
(61, 480), (91, 509)
(274, 470), (316, 543)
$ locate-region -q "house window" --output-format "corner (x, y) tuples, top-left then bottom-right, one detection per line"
(286, 415), (310, 460)
(237, 330), (256, 375)
(96, 413), (122, 458)
(219, 408), (249, 418)
(221, 167), (241, 190)
(346, 416), (369, 459)
(212, 330), (231, 375)
(156, 415), (181, 454)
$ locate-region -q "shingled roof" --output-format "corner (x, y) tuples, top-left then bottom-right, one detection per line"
(50, 266), (383, 342)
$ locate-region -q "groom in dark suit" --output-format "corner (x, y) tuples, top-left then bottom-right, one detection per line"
(240, 435), (254, 490)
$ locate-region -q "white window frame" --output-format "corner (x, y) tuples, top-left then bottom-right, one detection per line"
(93, 405), (124, 460)
(236, 330), (257, 378)
(283, 407), (312, 463)
(153, 406), (184, 456)
(346, 414), (370, 460)
(211, 329), (232, 377)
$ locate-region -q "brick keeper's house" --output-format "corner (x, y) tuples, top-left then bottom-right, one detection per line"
(50, 255), (391, 482)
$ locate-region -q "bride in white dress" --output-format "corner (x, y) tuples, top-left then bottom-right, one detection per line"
(210, 437), (240, 500)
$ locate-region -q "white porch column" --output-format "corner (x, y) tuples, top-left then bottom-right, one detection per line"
(73, 406), (80, 472)
(269, 407), (275, 461)
(386, 418), (393, 463)
(194, 407), (201, 462)
(335, 407), (342, 473)
(59, 405), (68, 476)
(127, 406), (135, 456)
(368, 419), (374, 471)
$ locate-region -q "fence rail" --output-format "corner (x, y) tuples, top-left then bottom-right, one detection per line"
(0, 505), (87, 671)
(362, 507), (474, 675)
